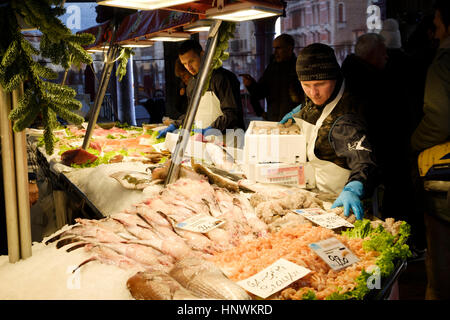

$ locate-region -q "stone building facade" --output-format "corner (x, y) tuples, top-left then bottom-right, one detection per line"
(281, 0), (372, 63)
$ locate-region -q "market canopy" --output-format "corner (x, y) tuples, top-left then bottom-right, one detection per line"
(79, 9), (201, 49)
(77, 0), (285, 48)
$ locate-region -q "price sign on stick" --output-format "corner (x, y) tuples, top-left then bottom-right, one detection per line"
(176, 214), (225, 233)
(237, 258), (311, 299)
(309, 237), (359, 271)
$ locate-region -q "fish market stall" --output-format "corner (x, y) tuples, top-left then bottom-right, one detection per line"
(27, 121), (248, 221)
(15, 113), (411, 300)
(0, 173), (410, 300)
(1, 0), (412, 301)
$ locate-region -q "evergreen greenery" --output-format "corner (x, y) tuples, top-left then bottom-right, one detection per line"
(0, 0), (95, 154)
(116, 47), (135, 82)
(202, 21), (236, 95)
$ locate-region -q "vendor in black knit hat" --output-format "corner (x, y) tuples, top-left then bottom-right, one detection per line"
(280, 43), (378, 221)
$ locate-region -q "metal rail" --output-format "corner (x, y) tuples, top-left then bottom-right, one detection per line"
(165, 20), (222, 185)
(81, 25), (120, 150)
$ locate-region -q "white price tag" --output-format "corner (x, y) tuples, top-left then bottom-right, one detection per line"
(237, 258), (311, 299)
(309, 237), (359, 271)
(176, 214), (225, 233)
(294, 209), (354, 229)
(139, 138), (153, 146)
(81, 122), (89, 129)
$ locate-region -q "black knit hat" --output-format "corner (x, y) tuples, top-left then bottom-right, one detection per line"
(296, 43), (341, 81)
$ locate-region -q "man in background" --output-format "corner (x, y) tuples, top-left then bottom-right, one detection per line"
(241, 34), (304, 122)
(411, 0), (450, 300)
(157, 40), (244, 139)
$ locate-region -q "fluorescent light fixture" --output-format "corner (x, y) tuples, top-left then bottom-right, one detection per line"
(206, 2), (283, 22)
(184, 20), (213, 33)
(97, 0), (196, 10)
(87, 46), (110, 53)
(121, 43), (153, 48)
(148, 32), (190, 42)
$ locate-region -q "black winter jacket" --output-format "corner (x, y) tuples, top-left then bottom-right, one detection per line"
(246, 55), (304, 122)
(296, 80), (378, 195)
(175, 67), (244, 132)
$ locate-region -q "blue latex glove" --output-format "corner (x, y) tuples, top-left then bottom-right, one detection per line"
(331, 181), (364, 220)
(157, 123), (176, 139)
(279, 104), (302, 124)
(192, 126), (214, 136)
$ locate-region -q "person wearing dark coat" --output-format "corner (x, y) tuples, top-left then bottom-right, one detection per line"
(167, 58), (192, 122)
(410, 0), (450, 300)
(241, 34), (304, 122)
(280, 43), (377, 221)
(157, 40), (244, 139)
(342, 33), (426, 252)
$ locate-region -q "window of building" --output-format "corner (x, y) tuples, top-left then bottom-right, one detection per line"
(292, 9), (301, 29)
(338, 2), (345, 23)
(301, 8), (306, 27)
(313, 4), (319, 25)
(327, 1), (330, 24)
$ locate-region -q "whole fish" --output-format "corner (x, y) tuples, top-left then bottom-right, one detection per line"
(169, 257), (251, 300)
(127, 270), (202, 300)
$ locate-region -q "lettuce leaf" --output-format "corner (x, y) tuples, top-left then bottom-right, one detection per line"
(325, 219), (412, 300)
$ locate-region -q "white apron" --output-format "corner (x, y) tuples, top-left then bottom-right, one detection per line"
(295, 82), (350, 194)
(194, 91), (223, 128)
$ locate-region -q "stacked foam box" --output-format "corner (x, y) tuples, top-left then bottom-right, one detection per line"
(243, 121), (309, 187)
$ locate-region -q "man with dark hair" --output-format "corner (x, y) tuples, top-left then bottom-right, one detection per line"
(411, 0), (450, 300)
(241, 33), (304, 121)
(280, 43), (377, 221)
(165, 58), (192, 121)
(157, 39), (244, 138)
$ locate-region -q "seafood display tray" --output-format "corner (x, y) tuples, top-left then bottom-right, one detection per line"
(36, 148), (105, 220)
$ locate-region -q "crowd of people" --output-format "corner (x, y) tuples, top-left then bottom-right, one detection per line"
(151, 1), (449, 300)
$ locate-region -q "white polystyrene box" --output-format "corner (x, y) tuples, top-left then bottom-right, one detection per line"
(165, 132), (207, 160)
(244, 121), (306, 164)
(243, 162), (307, 187)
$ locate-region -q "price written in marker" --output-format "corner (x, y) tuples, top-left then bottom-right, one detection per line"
(309, 237), (359, 271)
(237, 258), (311, 299)
(294, 209), (354, 229)
(176, 214), (225, 233)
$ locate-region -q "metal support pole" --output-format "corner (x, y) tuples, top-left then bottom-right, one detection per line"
(164, 20), (222, 185)
(82, 44), (120, 149)
(12, 86), (32, 260)
(82, 24), (120, 150)
(0, 86), (20, 263)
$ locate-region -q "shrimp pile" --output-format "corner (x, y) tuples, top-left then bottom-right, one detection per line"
(211, 223), (379, 300)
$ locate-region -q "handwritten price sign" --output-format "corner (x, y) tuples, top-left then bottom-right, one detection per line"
(176, 214), (225, 233)
(294, 209), (354, 229)
(309, 237), (359, 271)
(237, 259), (311, 299)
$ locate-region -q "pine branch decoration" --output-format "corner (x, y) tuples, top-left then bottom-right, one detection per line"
(0, 0), (95, 155)
(202, 22), (236, 95)
(116, 47), (135, 82)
